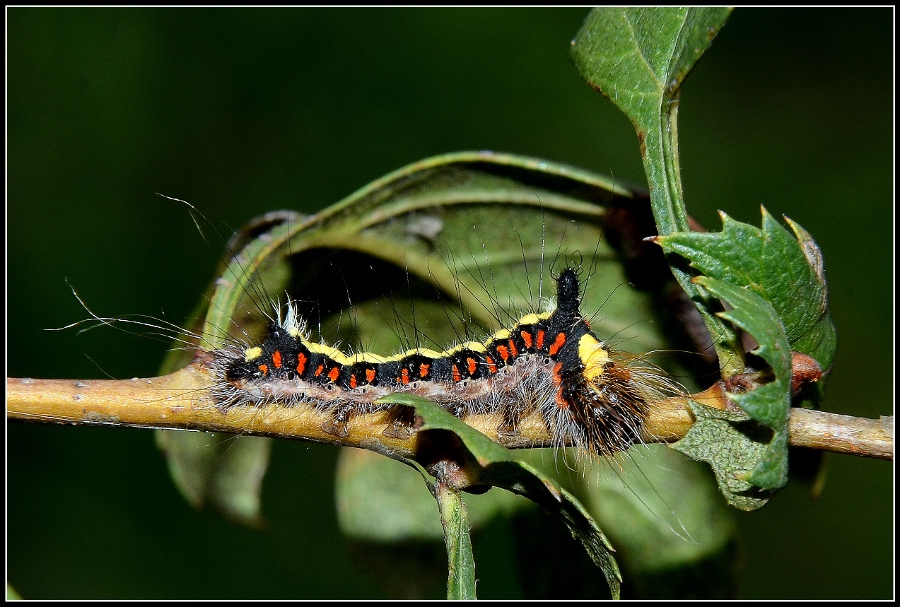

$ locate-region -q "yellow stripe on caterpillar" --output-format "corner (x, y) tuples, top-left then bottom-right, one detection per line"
(516, 312), (543, 326)
(244, 346), (263, 362)
(305, 342), (393, 365)
(578, 333), (611, 382)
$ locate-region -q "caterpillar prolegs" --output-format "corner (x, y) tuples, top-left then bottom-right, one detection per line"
(211, 267), (670, 458)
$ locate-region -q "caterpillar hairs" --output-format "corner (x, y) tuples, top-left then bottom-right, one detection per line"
(207, 267), (677, 459)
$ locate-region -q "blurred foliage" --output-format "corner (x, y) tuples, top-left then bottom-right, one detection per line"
(7, 8), (892, 599)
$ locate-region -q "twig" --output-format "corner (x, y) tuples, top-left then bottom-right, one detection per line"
(6, 363), (893, 461)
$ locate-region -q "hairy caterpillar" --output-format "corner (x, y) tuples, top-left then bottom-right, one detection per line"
(209, 266), (671, 459)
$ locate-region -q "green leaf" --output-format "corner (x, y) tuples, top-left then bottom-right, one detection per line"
(657, 209), (837, 494)
(570, 6), (731, 234)
(572, 7), (732, 153)
(698, 276), (792, 429)
(657, 209), (836, 376)
(572, 7), (741, 374)
(686, 276), (792, 492)
(672, 403), (775, 511)
(154, 431), (270, 526)
(656, 207), (836, 498)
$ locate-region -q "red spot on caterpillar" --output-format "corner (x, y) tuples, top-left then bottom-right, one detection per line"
(552, 362), (568, 409)
(419, 362), (430, 378)
(521, 330), (533, 350)
(497, 345), (510, 362)
(258, 364), (269, 376)
(508, 339), (518, 358)
(548, 333), (566, 356)
(314, 364), (325, 377)
(552, 362), (563, 382)
(349, 375), (358, 389)
(296, 353), (308, 375)
(328, 367), (340, 383)
(365, 368), (376, 382)
(271, 350), (283, 369)
(466, 357), (477, 375)
(486, 356), (497, 374)
(536, 329), (545, 350)
(400, 368), (410, 384)
(452, 364), (462, 382)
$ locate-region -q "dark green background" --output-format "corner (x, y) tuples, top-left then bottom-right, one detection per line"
(7, 8), (892, 599)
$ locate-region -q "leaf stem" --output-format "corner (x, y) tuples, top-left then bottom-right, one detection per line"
(434, 480), (477, 600)
(643, 95), (744, 375)
(646, 94), (689, 236)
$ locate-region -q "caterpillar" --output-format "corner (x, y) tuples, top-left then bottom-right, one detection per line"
(206, 266), (672, 459)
